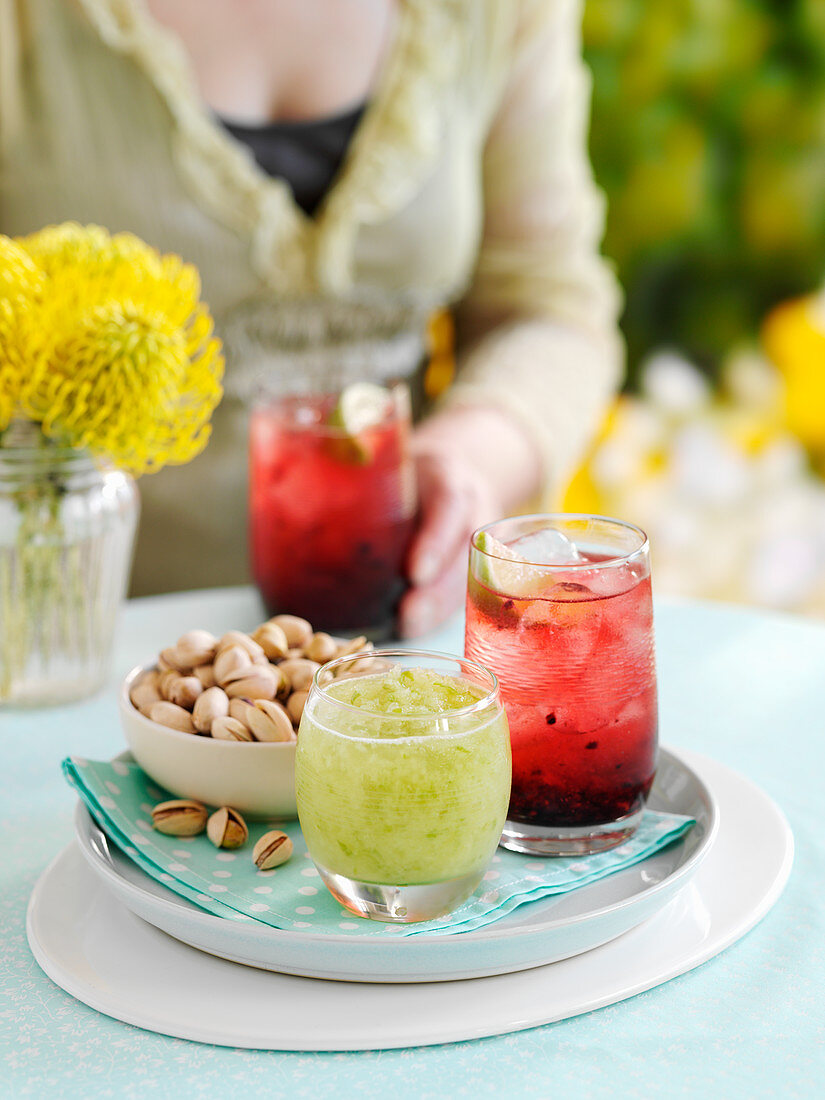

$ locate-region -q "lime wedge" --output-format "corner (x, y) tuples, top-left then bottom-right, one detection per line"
(330, 383), (390, 433)
(473, 530), (547, 599)
(327, 383), (391, 464)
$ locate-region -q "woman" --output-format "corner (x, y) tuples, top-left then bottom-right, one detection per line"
(0, 0), (622, 635)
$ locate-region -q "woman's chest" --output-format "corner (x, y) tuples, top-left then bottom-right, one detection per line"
(142, 0), (395, 125)
(2, 0), (488, 309)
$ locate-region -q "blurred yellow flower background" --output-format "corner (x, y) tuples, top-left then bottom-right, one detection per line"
(564, 289), (825, 616)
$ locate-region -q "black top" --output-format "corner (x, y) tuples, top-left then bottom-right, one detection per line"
(220, 104), (367, 216)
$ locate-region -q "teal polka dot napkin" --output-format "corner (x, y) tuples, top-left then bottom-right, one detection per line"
(62, 756), (695, 938)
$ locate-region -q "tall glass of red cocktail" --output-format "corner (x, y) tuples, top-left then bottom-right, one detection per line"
(250, 381), (416, 638)
(465, 514), (658, 855)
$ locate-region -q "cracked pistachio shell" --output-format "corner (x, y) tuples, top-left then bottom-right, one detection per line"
(166, 675), (203, 709)
(304, 632), (337, 663)
(151, 799), (207, 836)
(223, 668), (278, 701)
(227, 698), (257, 727)
(252, 830), (293, 869)
(158, 645), (193, 673)
(148, 700), (196, 733)
(213, 645), (253, 686)
(285, 690), (308, 726)
(335, 636), (370, 659)
(129, 676), (161, 714)
(247, 699), (295, 742)
(211, 716), (255, 742)
(193, 664), (216, 689)
(269, 615), (313, 649)
(216, 631), (265, 664)
(192, 686), (230, 733)
(207, 806), (248, 849)
(174, 629), (217, 668)
(278, 658), (320, 693)
(159, 669), (182, 699)
(251, 622), (290, 660)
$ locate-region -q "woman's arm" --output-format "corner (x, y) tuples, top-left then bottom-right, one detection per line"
(400, 0), (622, 636)
(444, 0), (623, 496)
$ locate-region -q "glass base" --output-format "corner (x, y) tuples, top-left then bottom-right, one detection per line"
(499, 807), (644, 857)
(314, 862), (484, 923)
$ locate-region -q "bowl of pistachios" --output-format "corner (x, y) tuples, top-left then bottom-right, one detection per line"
(119, 616), (375, 819)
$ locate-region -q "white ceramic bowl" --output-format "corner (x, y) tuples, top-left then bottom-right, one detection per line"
(119, 665), (297, 820)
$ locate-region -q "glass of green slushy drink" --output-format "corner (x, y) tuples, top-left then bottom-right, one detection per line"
(296, 650), (511, 922)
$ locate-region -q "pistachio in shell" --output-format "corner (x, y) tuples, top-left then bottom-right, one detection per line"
(252, 830), (293, 869)
(207, 806), (248, 849)
(151, 799), (207, 836)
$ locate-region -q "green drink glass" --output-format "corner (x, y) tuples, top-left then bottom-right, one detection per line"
(295, 650), (511, 923)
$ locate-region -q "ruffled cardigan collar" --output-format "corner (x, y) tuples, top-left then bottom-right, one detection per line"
(74, 0), (466, 296)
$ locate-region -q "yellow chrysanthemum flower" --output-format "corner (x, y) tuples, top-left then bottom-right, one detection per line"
(0, 236), (43, 301)
(2, 223), (224, 473)
(0, 238), (47, 429)
(24, 298), (223, 475)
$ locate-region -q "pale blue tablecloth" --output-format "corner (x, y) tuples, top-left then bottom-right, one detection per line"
(1, 588), (823, 1098)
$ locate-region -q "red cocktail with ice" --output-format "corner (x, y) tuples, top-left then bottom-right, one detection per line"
(250, 383), (416, 638)
(464, 514), (658, 855)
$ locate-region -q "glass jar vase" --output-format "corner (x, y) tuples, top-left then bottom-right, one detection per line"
(0, 422), (139, 705)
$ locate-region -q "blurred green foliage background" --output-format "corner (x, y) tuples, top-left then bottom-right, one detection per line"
(582, 0), (825, 380)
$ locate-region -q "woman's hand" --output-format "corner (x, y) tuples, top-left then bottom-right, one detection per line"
(398, 405), (542, 638)
(398, 447), (499, 638)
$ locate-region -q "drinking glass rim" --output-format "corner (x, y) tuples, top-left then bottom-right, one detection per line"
(252, 382), (409, 436)
(471, 512), (649, 570)
(312, 648), (500, 722)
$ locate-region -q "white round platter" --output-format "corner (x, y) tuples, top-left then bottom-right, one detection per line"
(71, 746), (715, 982)
(26, 749), (793, 1051)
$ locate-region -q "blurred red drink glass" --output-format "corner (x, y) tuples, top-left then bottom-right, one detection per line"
(250, 383), (416, 638)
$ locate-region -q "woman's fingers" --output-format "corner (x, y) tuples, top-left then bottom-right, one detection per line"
(398, 536), (472, 638)
(406, 453), (474, 588)
(401, 441), (502, 637)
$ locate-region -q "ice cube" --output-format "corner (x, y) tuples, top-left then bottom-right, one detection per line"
(510, 527), (584, 566)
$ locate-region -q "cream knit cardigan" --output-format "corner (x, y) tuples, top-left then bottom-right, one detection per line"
(0, 0), (622, 594)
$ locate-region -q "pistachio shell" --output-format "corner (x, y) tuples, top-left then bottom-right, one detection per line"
(270, 615), (313, 649)
(151, 799), (207, 836)
(192, 686), (230, 733)
(193, 664), (216, 689)
(278, 658), (320, 693)
(166, 675), (203, 709)
(174, 629), (217, 668)
(213, 645), (253, 686)
(158, 645), (192, 673)
(335, 636), (370, 659)
(224, 670), (277, 701)
(252, 830), (293, 869)
(227, 698), (257, 728)
(129, 677), (161, 714)
(211, 716), (255, 742)
(216, 631), (265, 664)
(148, 701), (196, 733)
(304, 632), (337, 663)
(247, 699), (295, 742)
(285, 690), (308, 726)
(159, 668), (182, 699)
(207, 806), (248, 849)
(250, 622), (290, 660)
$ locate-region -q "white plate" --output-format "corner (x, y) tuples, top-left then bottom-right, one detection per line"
(71, 747), (716, 982)
(27, 749), (793, 1051)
